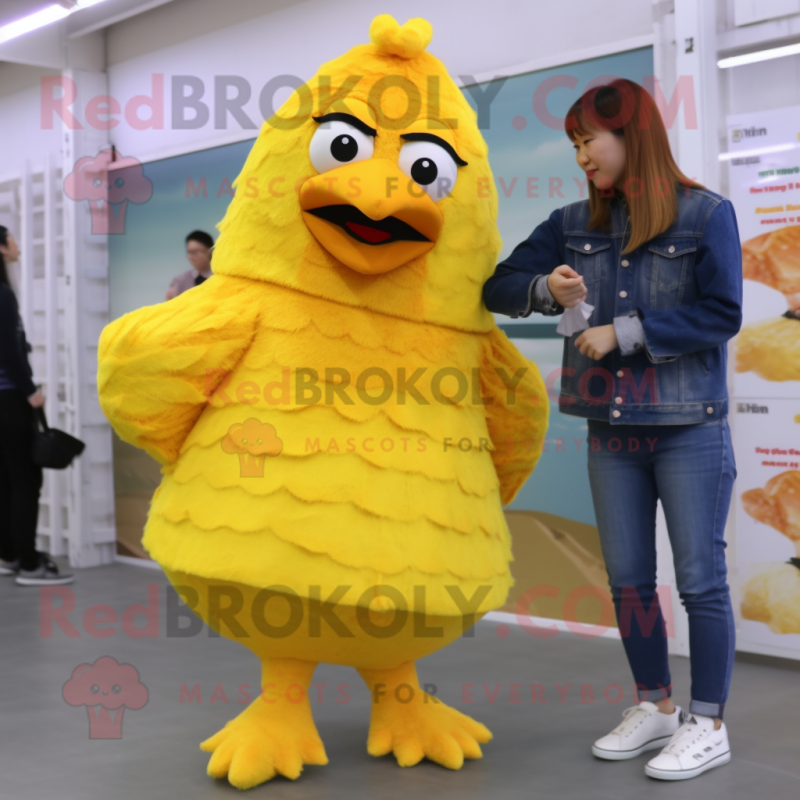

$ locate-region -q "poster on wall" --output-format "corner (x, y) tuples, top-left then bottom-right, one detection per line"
(732, 400), (800, 656)
(727, 103), (800, 658)
(727, 104), (800, 399)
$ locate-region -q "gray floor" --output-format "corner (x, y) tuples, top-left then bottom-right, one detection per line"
(2, 560), (798, 799)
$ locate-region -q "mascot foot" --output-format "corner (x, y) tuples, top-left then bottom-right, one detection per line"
(199, 657), (327, 788)
(358, 660), (492, 770)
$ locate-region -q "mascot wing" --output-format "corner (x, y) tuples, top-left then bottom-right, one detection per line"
(480, 327), (549, 505)
(97, 275), (259, 465)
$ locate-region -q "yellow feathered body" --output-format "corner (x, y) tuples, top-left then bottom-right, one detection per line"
(97, 13), (548, 787)
(100, 272), (546, 662)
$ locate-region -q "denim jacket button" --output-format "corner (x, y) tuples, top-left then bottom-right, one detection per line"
(619, 290), (627, 298)
(668, 245), (675, 253)
(615, 396), (623, 404)
(707, 406), (714, 414)
(584, 243), (591, 250)
(616, 370), (624, 377)
(612, 410), (621, 418)
(621, 259), (629, 267)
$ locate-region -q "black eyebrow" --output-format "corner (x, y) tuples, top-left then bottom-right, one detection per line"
(312, 112), (377, 137)
(400, 132), (468, 166)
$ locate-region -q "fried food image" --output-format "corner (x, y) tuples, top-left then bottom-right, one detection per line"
(742, 225), (800, 296)
(735, 315), (800, 381)
(736, 225), (800, 381)
(740, 562), (800, 635)
(741, 470), (800, 543)
(740, 470), (800, 634)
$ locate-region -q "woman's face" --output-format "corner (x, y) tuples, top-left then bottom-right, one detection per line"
(572, 128), (626, 194)
(0, 232), (20, 262)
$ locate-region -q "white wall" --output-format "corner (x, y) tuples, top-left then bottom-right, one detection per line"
(0, 0), (657, 174)
(4, 1), (799, 192)
(0, 62), (63, 177)
(103, 0), (654, 159)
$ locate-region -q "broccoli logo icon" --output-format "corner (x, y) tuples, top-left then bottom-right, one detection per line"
(63, 148), (153, 234)
(221, 419), (283, 477)
(62, 656), (148, 739)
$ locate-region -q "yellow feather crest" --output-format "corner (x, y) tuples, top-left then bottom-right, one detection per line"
(368, 14), (433, 60)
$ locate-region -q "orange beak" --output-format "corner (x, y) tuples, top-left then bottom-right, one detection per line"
(299, 159), (443, 274)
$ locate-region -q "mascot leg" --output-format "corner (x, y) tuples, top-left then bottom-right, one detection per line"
(357, 660), (492, 769)
(200, 657), (328, 788)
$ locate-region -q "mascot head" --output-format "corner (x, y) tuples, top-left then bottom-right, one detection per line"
(212, 14), (501, 331)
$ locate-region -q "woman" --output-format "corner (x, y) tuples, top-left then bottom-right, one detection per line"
(483, 80), (741, 781)
(0, 225), (73, 585)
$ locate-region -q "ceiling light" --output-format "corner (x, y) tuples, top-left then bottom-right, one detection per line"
(0, 0), (110, 45)
(718, 42), (800, 68)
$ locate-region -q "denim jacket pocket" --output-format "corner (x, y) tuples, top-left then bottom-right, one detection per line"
(646, 239), (697, 310)
(564, 237), (612, 307)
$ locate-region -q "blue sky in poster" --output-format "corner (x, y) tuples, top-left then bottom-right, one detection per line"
(107, 46), (653, 525)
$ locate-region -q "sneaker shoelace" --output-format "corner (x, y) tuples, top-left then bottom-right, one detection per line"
(611, 705), (650, 734)
(661, 719), (710, 755)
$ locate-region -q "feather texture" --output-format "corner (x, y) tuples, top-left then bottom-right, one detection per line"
(100, 275), (547, 615)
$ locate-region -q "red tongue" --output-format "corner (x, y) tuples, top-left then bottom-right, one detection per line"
(345, 220), (392, 243)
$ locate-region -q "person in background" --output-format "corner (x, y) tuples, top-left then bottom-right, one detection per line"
(165, 230), (215, 300)
(0, 225), (74, 585)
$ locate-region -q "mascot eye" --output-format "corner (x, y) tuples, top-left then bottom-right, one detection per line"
(112, 684), (121, 694)
(398, 141), (458, 202)
(309, 120), (374, 174)
(257, 438), (263, 444)
(240, 438), (247, 444)
(90, 684), (100, 694)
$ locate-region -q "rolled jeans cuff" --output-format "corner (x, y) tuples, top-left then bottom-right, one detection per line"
(689, 699), (725, 720)
(635, 683), (673, 702)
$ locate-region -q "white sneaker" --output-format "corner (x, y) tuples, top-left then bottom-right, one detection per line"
(592, 701), (685, 760)
(645, 713), (731, 780)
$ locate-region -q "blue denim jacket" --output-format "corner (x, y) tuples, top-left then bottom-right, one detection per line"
(482, 186), (743, 424)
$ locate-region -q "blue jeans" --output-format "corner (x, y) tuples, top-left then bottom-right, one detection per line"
(586, 417), (737, 720)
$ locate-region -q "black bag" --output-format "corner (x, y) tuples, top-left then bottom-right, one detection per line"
(32, 407), (85, 469)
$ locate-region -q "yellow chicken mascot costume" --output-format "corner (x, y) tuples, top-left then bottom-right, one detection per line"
(98, 14), (548, 789)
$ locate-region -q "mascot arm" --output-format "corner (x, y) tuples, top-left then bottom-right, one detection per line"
(97, 277), (259, 465)
(480, 327), (549, 505)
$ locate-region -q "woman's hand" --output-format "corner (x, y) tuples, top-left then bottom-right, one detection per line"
(547, 265), (587, 308)
(575, 324), (618, 360)
(27, 390), (45, 408)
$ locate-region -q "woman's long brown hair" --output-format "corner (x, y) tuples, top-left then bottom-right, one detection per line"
(564, 79), (705, 254)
